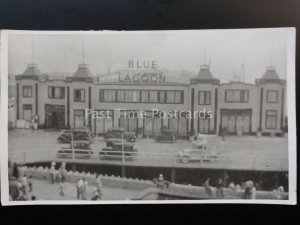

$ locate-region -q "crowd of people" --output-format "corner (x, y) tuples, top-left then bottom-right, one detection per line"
(9, 162), (35, 201)
(9, 161), (104, 201)
(50, 162), (104, 200)
(203, 177), (286, 199)
(8, 161), (285, 201)
(152, 173), (285, 200)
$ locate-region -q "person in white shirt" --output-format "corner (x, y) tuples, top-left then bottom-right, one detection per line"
(76, 178), (84, 199)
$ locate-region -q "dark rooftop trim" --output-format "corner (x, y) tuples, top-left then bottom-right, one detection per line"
(190, 78), (220, 85)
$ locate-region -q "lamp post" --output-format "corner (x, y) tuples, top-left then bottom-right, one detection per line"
(71, 130), (75, 160)
(122, 133), (125, 163)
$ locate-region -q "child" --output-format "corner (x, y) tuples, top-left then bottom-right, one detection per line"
(57, 180), (65, 197)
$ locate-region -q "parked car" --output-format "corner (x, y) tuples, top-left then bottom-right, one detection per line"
(104, 127), (136, 142)
(177, 141), (217, 163)
(57, 140), (94, 159)
(57, 127), (95, 144)
(99, 142), (137, 160)
(155, 129), (177, 143)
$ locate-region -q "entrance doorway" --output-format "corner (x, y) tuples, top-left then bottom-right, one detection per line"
(45, 104), (65, 129)
(220, 109), (251, 134)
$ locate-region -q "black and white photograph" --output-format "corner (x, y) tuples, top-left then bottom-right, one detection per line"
(0, 28), (296, 205)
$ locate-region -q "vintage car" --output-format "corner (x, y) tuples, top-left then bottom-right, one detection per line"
(155, 129), (177, 143)
(57, 140), (94, 159)
(177, 141), (217, 163)
(104, 127), (136, 142)
(99, 142), (137, 160)
(57, 127), (95, 144)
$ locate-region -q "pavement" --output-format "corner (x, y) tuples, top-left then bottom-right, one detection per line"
(25, 178), (140, 201)
(8, 129), (288, 171)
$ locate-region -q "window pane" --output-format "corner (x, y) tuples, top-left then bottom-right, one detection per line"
(124, 90), (133, 102)
(149, 91), (157, 102)
(174, 91), (181, 103)
(141, 91), (149, 102)
(166, 91), (175, 103)
(267, 91), (277, 102)
(199, 92), (205, 104)
(133, 91), (140, 102)
(158, 91), (165, 103)
(117, 90), (125, 102)
(74, 110), (84, 116)
(205, 92), (210, 104)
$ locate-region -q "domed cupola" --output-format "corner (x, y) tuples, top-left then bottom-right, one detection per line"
(190, 64), (219, 84)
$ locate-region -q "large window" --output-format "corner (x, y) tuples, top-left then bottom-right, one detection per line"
(266, 110), (277, 129)
(266, 90), (278, 103)
(198, 91), (211, 105)
(23, 86), (32, 98)
(225, 89), (249, 102)
(48, 86), (65, 99)
(166, 91), (183, 104)
(100, 90), (116, 102)
(74, 89), (85, 102)
(99, 89), (184, 104)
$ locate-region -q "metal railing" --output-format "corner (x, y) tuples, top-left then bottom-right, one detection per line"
(8, 148), (288, 171)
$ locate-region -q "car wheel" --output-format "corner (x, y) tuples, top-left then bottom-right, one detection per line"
(181, 156), (189, 163)
(58, 138), (63, 143)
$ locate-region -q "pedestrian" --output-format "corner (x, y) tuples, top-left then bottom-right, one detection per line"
(21, 175), (28, 195)
(76, 178), (84, 199)
(17, 190), (28, 201)
(95, 174), (103, 198)
(28, 175), (33, 192)
(204, 178), (212, 196)
(244, 181), (253, 199)
(251, 183), (257, 199)
(216, 178), (224, 198)
(12, 162), (19, 179)
(228, 181), (235, 190)
(91, 185), (100, 200)
(157, 174), (165, 189)
(9, 177), (19, 201)
(82, 178), (89, 200)
(59, 162), (67, 182)
(31, 119), (35, 132)
(33, 114), (39, 130)
(57, 179), (65, 196)
(50, 162), (56, 184)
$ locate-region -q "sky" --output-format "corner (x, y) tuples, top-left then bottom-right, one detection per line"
(8, 29), (288, 83)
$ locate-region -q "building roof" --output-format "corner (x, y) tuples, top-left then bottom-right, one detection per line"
(73, 64), (93, 77)
(22, 63), (42, 76)
(261, 66), (280, 80)
(197, 65), (215, 79)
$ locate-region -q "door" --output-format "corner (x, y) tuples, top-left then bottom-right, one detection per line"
(23, 104), (32, 121)
(45, 104), (65, 129)
(128, 118), (138, 132)
(153, 118), (162, 134)
(228, 115), (236, 133)
(168, 118), (177, 131)
(198, 119), (210, 134)
(236, 115), (243, 133)
(178, 118), (188, 137)
(242, 114), (250, 133)
(144, 118), (153, 135)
